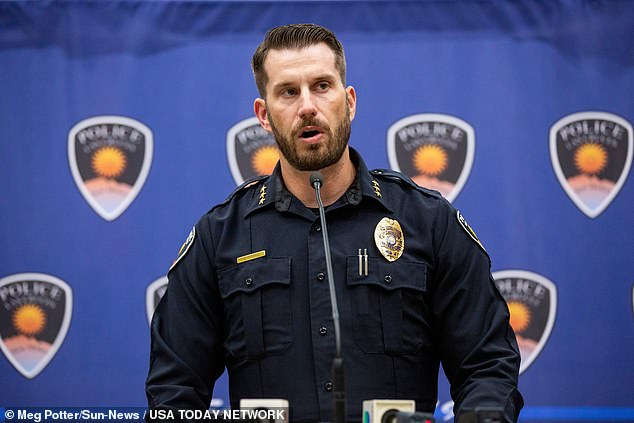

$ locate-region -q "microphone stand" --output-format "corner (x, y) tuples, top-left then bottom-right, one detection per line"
(311, 172), (346, 423)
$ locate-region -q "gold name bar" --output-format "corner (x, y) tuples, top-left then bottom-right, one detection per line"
(236, 250), (266, 264)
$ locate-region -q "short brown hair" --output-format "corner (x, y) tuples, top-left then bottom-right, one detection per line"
(251, 23), (347, 97)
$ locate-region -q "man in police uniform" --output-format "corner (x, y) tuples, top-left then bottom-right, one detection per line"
(146, 24), (523, 422)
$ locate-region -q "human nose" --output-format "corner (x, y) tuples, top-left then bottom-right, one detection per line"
(297, 90), (317, 118)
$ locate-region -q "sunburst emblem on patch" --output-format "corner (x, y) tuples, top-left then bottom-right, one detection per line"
(13, 304), (47, 336)
(507, 301), (532, 334)
(92, 146), (127, 179)
(251, 145), (280, 176)
(574, 143), (608, 175)
(414, 144), (448, 177)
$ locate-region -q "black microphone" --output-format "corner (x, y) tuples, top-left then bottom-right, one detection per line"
(456, 407), (503, 423)
(385, 411), (435, 423)
(310, 172), (346, 423)
(310, 172), (322, 190)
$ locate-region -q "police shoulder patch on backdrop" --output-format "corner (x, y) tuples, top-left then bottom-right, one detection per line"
(169, 227), (196, 272)
(456, 210), (486, 253)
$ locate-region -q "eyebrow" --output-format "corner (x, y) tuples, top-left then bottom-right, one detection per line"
(271, 73), (337, 91)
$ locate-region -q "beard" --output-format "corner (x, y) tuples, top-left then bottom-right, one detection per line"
(268, 105), (351, 172)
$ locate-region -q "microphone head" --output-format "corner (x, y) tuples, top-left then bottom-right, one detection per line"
(310, 172), (323, 189)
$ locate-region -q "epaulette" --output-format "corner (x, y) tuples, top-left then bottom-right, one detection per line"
(370, 168), (443, 199)
(206, 175), (268, 214)
(373, 169), (488, 258)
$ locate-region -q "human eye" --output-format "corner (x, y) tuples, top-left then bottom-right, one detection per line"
(315, 81), (330, 92)
(280, 86), (297, 97)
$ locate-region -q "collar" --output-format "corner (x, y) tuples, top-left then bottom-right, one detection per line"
(244, 147), (393, 217)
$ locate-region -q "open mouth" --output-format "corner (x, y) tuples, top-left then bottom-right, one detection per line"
(301, 130), (321, 138)
(297, 126), (324, 141)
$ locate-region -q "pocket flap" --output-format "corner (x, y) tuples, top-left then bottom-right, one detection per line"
(346, 257), (426, 292)
(218, 257), (291, 298)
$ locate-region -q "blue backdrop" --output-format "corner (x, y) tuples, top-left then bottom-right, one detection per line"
(1, 1), (633, 421)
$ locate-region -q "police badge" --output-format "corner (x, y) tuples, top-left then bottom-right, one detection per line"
(387, 113), (475, 202)
(550, 111), (632, 218)
(227, 117), (279, 185)
(493, 270), (557, 374)
(68, 116), (153, 221)
(0, 273), (73, 379)
(374, 217), (404, 262)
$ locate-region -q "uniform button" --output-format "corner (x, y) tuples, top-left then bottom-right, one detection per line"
(319, 326), (327, 336)
(245, 277), (253, 286)
(324, 381), (333, 392)
(383, 275), (392, 284)
(317, 272), (325, 281)
(314, 224), (321, 232)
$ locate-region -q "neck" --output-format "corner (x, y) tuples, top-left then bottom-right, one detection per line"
(279, 148), (356, 208)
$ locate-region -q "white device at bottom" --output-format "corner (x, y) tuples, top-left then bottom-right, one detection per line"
(363, 399), (416, 423)
(239, 398), (289, 423)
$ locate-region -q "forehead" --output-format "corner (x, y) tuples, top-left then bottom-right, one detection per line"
(263, 43), (338, 83)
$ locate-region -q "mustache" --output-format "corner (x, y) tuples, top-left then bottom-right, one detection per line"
(292, 117), (331, 134)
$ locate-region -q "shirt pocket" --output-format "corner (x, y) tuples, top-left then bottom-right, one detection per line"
(217, 257), (292, 360)
(346, 257), (427, 354)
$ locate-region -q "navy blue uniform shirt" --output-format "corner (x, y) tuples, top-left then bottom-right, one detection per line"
(146, 148), (523, 422)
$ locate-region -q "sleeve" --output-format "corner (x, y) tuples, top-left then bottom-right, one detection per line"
(145, 216), (226, 414)
(430, 200), (524, 423)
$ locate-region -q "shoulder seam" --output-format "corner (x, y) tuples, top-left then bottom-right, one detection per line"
(370, 168), (443, 199)
(206, 175), (268, 214)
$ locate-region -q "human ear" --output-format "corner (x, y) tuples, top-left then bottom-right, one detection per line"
(346, 86), (357, 121)
(254, 98), (271, 131)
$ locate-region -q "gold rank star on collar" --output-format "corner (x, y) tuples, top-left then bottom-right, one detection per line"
(258, 184), (267, 205)
(372, 180), (382, 197)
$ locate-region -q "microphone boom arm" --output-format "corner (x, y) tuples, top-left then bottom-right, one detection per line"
(311, 172), (346, 423)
